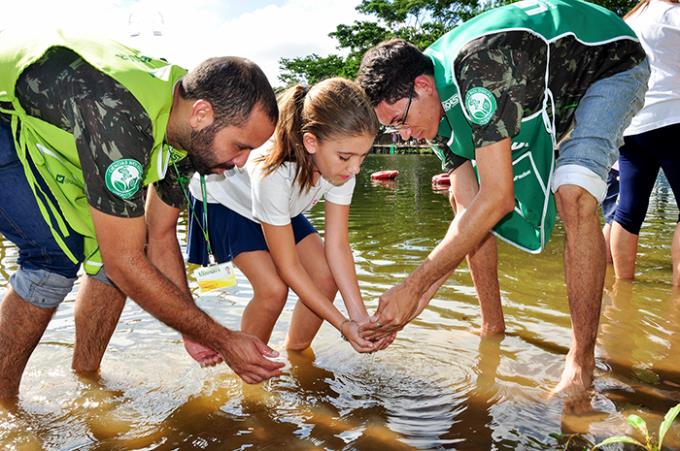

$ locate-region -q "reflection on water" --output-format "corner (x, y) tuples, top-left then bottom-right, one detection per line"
(1, 155), (680, 449)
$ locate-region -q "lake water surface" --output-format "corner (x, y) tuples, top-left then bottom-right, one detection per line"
(1, 154), (679, 450)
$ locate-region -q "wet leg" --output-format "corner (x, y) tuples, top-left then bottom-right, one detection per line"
(72, 276), (125, 374)
(450, 164), (505, 335)
(234, 250), (289, 343)
(285, 233), (338, 351)
(0, 288), (55, 402)
(554, 185), (603, 394)
(611, 222), (639, 280)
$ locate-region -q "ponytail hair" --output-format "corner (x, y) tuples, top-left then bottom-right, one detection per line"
(625, 0), (679, 19)
(259, 77), (379, 192)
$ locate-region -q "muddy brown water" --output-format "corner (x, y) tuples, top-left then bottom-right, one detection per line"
(1, 154), (679, 450)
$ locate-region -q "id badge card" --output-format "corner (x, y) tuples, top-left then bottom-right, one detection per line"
(194, 262), (237, 294)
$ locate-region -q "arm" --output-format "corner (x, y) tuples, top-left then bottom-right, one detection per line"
(145, 184), (189, 294)
(91, 206), (284, 383)
(261, 221), (375, 352)
(145, 185), (223, 366)
(372, 138), (515, 333)
(324, 201), (396, 350)
(323, 201), (368, 322)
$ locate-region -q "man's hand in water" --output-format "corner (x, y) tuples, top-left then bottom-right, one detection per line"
(216, 330), (285, 384)
(359, 282), (420, 341)
(183, 330), (284, 383)
(183, 336), (223, 367)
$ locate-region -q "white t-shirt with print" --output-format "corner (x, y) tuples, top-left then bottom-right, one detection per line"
(188, 147), (355, 226)
(625, 0), (680, 136)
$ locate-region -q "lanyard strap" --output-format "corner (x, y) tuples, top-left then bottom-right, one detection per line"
(170, 151), (215, 264)
(199, 174), (214, 260)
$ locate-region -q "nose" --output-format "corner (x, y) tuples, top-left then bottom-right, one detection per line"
(349, 160), (361, 176)
(233, 149), (251, 168)
(398, 128), (412, 141)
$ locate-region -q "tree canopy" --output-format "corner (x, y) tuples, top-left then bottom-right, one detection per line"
(278, 0), (638, 86)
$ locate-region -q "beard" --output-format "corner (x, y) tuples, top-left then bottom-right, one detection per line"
(188, 123), (235, 175)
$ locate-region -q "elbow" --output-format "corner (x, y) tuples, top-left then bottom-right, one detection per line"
(497, 195), (515, 217)
(101, 251), (145, 290)
(482, 190), (515, 220)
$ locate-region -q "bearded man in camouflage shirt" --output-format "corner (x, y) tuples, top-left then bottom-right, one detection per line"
(356, 0), (649, 394)
(0, 29), (283, 403)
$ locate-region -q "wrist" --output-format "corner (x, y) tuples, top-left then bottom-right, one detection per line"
(339, 318), (352, 341)
(346, 304), (369, 322)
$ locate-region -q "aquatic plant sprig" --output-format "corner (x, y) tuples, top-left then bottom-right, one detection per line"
(592, 403), (680, 451)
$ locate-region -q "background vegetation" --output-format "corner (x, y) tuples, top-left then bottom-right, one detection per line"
(278, 0), (638, 85)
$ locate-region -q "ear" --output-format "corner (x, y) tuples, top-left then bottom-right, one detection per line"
(414, 74), (436, 97)
(302, 132), (319, 154)
(189, 99), (215, 130)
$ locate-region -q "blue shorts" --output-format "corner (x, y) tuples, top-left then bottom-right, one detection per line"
(553, 59), (651, 202)
(186, 196), (317, 265)
(614, 123), (680, 234)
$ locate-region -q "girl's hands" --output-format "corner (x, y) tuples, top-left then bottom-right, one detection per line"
(342, 320), (377, 353)
(342, 318), (397, 353)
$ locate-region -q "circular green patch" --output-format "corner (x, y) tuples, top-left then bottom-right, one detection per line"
(105, 159), (143, 199)
(464, 87), (497, 125)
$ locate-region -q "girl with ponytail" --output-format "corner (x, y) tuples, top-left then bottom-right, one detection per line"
(186, 77), (392, 357)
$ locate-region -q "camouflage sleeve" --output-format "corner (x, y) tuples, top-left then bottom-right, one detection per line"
(154, 157), (194, 209)
(431, 136), (468, 173)
(16, 48), (153, 218)
(454, 32), (547, 149)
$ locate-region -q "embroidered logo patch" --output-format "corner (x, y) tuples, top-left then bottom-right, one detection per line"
(105, 159), (143, 199)
(464, 87), (497, 125)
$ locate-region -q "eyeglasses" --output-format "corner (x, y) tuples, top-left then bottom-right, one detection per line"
(383, 82), (414, 134)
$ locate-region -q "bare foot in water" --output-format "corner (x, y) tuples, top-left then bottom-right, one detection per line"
(183, 336), (223, 367)
(552, 352), (595, 396)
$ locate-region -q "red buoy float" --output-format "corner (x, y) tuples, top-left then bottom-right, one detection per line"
(370, 170), (399, 181)
(431, 172), (451, 186)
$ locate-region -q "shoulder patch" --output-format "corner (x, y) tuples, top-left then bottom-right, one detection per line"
(464, 87), (497, 125)
(105, 159), (143, 199)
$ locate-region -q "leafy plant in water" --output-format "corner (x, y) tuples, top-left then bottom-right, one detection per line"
(592, 403), (680, 450)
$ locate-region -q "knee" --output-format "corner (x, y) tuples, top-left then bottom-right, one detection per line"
(254, 279), (289, 314)
(313, 268), (337, 300)
(555, 185), (600, 225)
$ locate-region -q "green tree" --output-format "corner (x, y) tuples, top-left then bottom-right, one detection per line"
(278, 0), (639, 86)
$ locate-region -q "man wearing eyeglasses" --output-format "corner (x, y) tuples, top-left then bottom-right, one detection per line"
(356, 0), (649, 394)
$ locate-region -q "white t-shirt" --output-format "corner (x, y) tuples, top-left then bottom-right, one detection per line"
(188, 147), (355, 226)
(625, 0), (680, 136)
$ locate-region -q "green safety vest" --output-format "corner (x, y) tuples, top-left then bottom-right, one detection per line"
(0, 28), (188, 274)
(425, 0), (637, 253)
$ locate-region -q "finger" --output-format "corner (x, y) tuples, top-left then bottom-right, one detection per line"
(239, 372), (258, 384)
(353, 342), (376, 353)
(255, 339), (280, 358)
(358, 323), (381, 334)
(200, 356), (221, 367)
(362, 330), (385, 341)
(247, 364), (282, 381)
(353, 333), (376, 348)
(252, 355), (285, 372)
(375, 336), (392, 350)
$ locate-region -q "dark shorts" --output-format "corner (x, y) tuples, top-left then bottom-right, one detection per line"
(602, 167), (620, 224)
(186, 196), (317, 265)
(614, 122), (680, 234)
